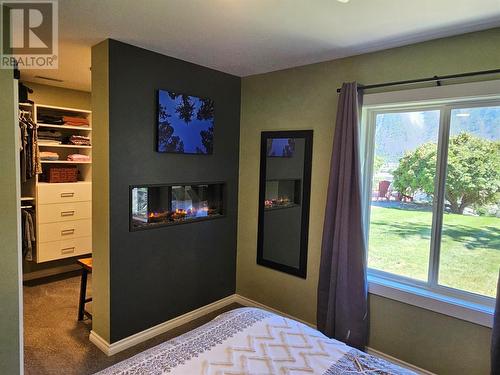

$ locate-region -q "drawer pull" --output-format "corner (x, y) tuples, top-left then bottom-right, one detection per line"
(60, 192), (75, 198)
(61, 247), (75, 254)
(61, 229), (75, 235)
(61, 210), (75, 217)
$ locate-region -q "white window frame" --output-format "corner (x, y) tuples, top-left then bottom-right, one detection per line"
(361, 80), (500, 328)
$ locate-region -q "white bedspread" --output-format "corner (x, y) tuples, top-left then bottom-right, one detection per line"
(96, 307), (415, 375)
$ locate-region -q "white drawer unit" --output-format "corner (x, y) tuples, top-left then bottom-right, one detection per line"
(38, 219), (91, 243)
(37, 236), (92, 263)
(37, 182), (91, 204)
(30, 104), (93, 263)
(38, 201), (91, 224)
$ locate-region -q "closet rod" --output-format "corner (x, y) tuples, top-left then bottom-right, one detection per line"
(336, 68), (500, 93)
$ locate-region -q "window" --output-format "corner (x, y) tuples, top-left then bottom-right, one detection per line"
(365, 101), (500, 307)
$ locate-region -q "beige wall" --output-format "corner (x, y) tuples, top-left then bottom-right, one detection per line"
(370, 295), (492, 375)
(237, 28), (499, 374)
(91, 40), (111, 342)
(24, 81), (91, 110)
(0, 70), (23, 374)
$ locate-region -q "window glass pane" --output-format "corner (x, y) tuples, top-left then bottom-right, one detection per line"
(368, 110), (440, 281)
(438, 106), (500, 297)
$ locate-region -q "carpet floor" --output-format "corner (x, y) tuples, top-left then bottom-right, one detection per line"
(23, 273), (241, 375)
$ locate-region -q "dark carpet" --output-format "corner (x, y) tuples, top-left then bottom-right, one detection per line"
(23, 273), (241, 375)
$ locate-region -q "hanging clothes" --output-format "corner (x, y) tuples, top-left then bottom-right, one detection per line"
(31, 115), (42, 175)
(19, 110), (41, 181)
(21, 208), (35, 261)
(19, 113), (28, 182)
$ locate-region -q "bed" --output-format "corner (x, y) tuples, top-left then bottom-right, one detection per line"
(96, 307), (415, 374)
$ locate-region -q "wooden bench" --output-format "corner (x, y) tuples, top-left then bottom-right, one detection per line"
(77, 257), (92, 321)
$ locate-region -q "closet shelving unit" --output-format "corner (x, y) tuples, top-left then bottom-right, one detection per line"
(33, 104), (93, 263)
(36, 104), (92, 182)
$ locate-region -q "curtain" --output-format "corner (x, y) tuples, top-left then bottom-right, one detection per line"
(317, 82), (368, 350)
(492, 270), (500, 375)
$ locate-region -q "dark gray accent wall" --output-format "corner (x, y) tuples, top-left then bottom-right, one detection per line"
(107, 40), (240, 342)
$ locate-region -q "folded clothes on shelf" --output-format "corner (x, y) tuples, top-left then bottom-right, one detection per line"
(38, 139), (62, 145)
(40, 151), (59, 160)
(38, 114), (64, 125)
(63, 116), (89, 127)
(67, 154), (91, 162)
(68, 135), (91, 146)
(38, 130), (63, 141)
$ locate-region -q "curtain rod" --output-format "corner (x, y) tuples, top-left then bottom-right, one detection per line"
(336, 68), (500, 93)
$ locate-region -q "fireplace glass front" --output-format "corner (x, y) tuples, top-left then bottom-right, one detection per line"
(130, 183), (224, 230)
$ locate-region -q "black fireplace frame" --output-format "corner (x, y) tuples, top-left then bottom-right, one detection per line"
(129, 181), (227, 232)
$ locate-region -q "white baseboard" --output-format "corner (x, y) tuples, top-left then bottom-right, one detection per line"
(89, 292), (433, 375)
(232, 294), (317, 328)
(366, 347), (436, 375)
(89, 329), (110, 355)
(89, 294), (238, 356)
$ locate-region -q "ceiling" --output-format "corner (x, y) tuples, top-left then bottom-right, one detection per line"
(21, 0), (500, 92)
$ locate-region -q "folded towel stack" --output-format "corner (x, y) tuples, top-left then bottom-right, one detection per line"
(63, 116), (89, 127)
(40, 151), (59, 160)
(38, 139), (62, 146)
(38, 114), (90, 127)
(38, 130), (63, 145)
(68, 135), (91, 146)
(67, 154), (91, 162)
(38, 114), (64, 125)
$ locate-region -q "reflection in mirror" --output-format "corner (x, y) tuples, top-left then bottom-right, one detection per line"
(257, 131), (313, 278)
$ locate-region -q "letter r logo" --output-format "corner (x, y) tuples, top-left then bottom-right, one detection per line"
(10, 8), (48, 48)
(1, 1), (56, 55)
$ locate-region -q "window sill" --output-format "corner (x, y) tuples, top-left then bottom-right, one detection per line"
(368, 274), (494, 328)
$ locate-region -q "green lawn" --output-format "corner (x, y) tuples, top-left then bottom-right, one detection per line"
(368, 205), (500, 297)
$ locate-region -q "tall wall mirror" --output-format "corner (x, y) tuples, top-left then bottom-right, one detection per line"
(257, 130), (313, 278)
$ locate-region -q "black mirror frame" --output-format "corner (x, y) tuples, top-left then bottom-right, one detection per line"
(256, 130), (313, 278)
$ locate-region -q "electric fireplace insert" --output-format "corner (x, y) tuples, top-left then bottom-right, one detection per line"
(130, 182), (225, 230)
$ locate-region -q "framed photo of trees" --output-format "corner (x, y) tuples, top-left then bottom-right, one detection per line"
(157, 89), (214, 154)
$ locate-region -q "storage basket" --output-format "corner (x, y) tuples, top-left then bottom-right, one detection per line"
(45, 166), (78, 183)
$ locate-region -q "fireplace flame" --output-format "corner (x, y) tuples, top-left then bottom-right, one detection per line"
(148, 211), (167, 219)
(265, 196), (291, 208)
